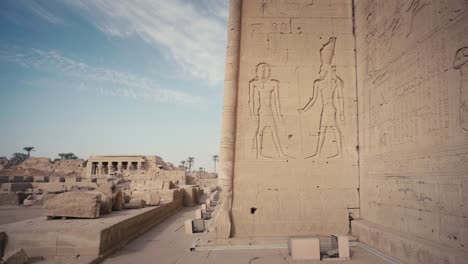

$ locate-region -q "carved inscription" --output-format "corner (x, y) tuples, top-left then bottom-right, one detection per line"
(454, 47), (468, 131)
(249, 63), (292, 159)
(299, 37), (345, 159)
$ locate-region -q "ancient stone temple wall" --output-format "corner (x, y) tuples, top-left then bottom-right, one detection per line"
(227, 0), (359, 237)
(354, 0), (468, 257)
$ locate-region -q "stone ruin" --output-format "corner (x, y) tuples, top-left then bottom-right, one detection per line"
(0, 155), (217, 213)
(214, 0), (468, 263)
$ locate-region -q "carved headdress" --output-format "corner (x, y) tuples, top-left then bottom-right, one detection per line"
(320, 37), (336, 66)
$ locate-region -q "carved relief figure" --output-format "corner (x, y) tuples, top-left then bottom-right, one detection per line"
(249, 63), (291, 159)
(299, 37), (344, 159)
(454, 47), (468, 131)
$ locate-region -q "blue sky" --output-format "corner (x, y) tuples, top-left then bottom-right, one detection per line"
(0, 0), (229, 171)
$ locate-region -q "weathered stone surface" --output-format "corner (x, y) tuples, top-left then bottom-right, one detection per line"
(354, 0), (468, 258)
(131, 190), (160, 206)
(44, 192), (101, 219)
(22, 194), (44, 207)
(0, 183), (32, 193)
(0, 193), (19, 206)
(181, 186), (197, 207)
(352, 220), (468, 264)
(112, 190), (124, 211)
(218, 0), (358, 238)
(159, 189), (182, 203)
(0, 199), (183, 260)
(96, 182), (115, 196)
(3, 248), (28, 264)
(184, 219), (193, 234)
(87, 191), (112, 215)
(290, 237), (320, 261)
(123, 199), (146, 210)
(192, 219), (205, 233)
(0, 232), (5, 259)
(331, 235), (349, 260)
(146, 191), (160, 206)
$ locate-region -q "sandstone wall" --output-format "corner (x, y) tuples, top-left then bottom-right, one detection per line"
(355, 0), (468, 252)
(230, 0), (358, 237)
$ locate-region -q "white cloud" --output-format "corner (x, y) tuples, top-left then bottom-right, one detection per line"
(0, 47), (202, 104)
(23, 1), (63, 25)
(65, 0), (229, 85)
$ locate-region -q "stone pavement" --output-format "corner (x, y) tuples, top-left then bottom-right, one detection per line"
(0, 206), (43, 225)
(103, 208), (391, 264)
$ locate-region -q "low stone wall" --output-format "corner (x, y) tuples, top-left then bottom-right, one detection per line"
(352, 220), (468, 264)
(0, 198), (183, 262)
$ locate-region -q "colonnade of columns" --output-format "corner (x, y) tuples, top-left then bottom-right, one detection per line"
(91, 161), (143, 176)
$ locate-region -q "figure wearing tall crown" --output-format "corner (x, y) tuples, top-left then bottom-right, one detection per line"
(299, 37), (345, 159)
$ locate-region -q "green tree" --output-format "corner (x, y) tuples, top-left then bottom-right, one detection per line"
(23, 146), (34, 158)
(9, 153), (28, 166)
(212, 155), (219, 173)
(186, 157), (194, 172)
(58, 153), (78, 160)
(179, 160), (186, 170)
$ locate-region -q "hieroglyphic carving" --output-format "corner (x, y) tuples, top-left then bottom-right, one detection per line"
(249, 63), (293, 159)
(260, 0), (316, 16)
(299, 37), (344, 159)
(454, 47), (468, 131)
(405, 0), (429, 36)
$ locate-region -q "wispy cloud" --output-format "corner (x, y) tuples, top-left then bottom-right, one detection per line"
(24, 1), (63, 25)
(65, 0), (229, 85)
(0, 47), (202, 104)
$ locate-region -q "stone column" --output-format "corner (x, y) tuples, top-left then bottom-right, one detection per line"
(97, 162), (103, 176)
(86, 161), (94, 177)
(216, 0), (243, 239)
(137, 161), (143, 171)
(117, 162), (123, 172)
(127, 162), (132, 171)
(108, 162), (113, 175)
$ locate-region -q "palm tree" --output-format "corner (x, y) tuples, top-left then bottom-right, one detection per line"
(23, 147), (34, 158)
(187, 157), (194, 172)
(212, 155), (219, 173)
(179, 160), (186, 170)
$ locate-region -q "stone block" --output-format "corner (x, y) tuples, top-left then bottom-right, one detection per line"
(95, 182), (115, 197)
(159, 189), (182, 203)
(146, 191), (161, 206)
(193, 219), (205, 233)
(0, 232), (5, 259)
(195, 209), (202, 219)
(181, 187), (196, 207)
(123, 199), (146, 210)
(11, 176), (24, 183)
(1, 183), (32, 192)
(22, 194), (44, 207)
(0, 193), (19, 206)
(88, 191), (112, 215)
(331, 235), (350, 259)
(44, 192), (101, 219)
(290, 237), (320, 261)
(185, 219), (193, 234)
(112, 190), (124, 211)
(3, 249), (28, 264)
(202, 211), (212, 219)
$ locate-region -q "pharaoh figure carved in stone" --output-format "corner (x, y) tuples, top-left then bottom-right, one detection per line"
(454, 47), (468, 132)
(299, 37), (344, 159)
(249, 63), (291, 159)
